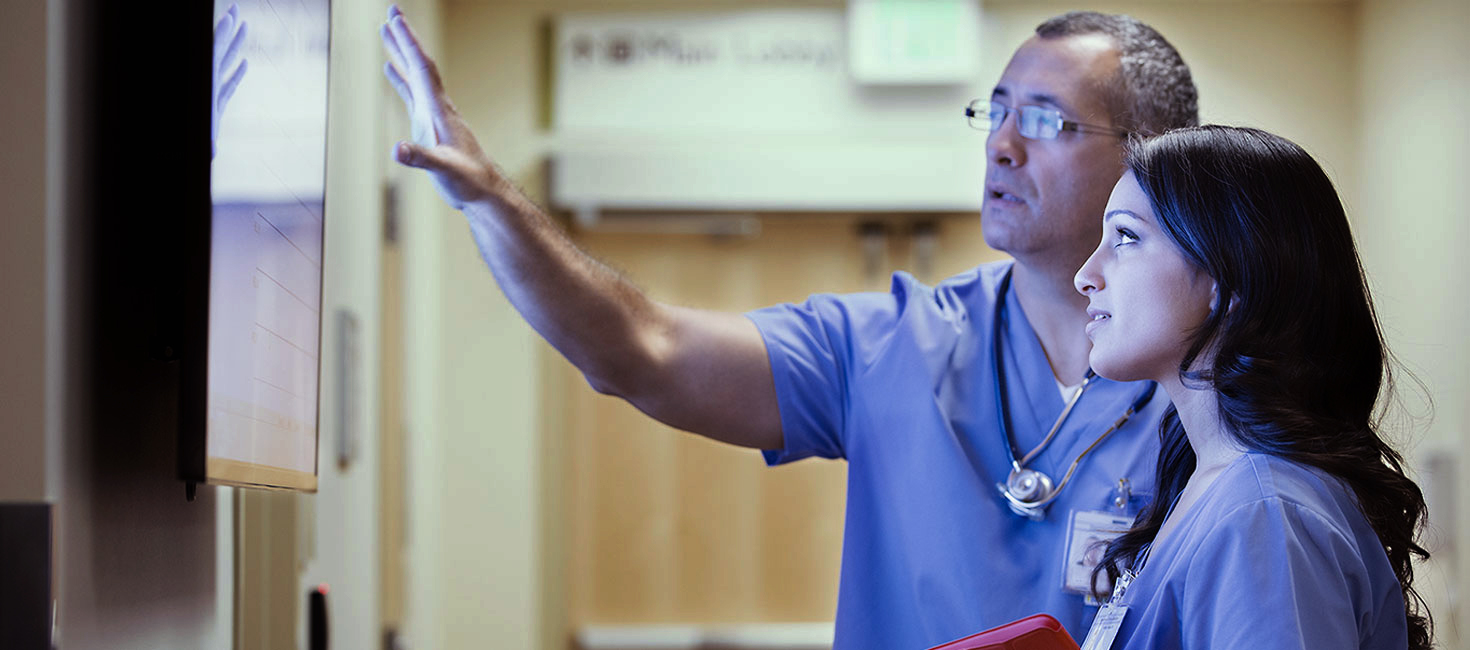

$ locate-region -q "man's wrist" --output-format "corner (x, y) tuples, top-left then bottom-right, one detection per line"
(461, 196), (500, 221)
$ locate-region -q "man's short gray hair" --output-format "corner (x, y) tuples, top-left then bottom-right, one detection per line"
(1036, 12), (1199, 136)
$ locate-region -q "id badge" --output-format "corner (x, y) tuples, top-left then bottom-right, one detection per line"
(1062, 510), (1133, 600)
(1079, 603), (1128, 650)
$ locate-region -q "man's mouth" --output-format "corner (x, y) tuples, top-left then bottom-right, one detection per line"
(988, 189), (1025, 203)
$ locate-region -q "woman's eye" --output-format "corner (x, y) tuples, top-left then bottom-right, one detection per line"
(1114, 227), (1139, 246)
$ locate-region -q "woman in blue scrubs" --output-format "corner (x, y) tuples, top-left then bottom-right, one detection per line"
(1071, 126), (1431, 650)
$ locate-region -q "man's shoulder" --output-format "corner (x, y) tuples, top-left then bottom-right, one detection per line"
(921, 259), (1013, 316)
(746, 260), (1011, 340)
(932, 259), (1013, 292)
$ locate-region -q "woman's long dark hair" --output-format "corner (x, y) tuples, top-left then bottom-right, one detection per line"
(1090, 126), (1431, 649)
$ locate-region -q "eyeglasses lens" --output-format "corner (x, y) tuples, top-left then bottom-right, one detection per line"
(970, 101), (1062, 140)
(1019, 106), (1060, 139)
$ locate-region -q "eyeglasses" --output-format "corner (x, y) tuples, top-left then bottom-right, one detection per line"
(965, 99), (1127, 140)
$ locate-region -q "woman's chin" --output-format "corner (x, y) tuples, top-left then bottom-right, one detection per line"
(1087, 352), (1152, 384)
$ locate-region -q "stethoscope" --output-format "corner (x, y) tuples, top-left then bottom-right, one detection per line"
(992, 268), (1157, 520)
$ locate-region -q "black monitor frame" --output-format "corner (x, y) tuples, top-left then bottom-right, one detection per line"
(91, 2), (328, 496)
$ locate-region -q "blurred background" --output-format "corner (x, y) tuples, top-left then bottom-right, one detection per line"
(3, 0), (1467, 648)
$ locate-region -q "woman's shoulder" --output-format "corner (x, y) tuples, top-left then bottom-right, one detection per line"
(1208, 454), (1352, 515)
(1206, 452), (1331, 500)
(1159, 454), (1407, 649)
(1197, 453), (1379, 555)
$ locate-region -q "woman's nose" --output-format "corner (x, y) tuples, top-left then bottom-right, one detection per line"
(1074, 252), (1103, 295)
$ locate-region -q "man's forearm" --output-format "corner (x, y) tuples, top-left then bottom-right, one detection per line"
(459, 189), (660, 398)
(455, 188), (783, 450)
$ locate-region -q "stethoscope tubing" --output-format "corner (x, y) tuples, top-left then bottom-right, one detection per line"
(1015, 370), (1096, 470)
(992, 266), (1158, 515)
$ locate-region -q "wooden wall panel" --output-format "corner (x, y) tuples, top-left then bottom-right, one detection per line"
(555, 214), (1003, 625)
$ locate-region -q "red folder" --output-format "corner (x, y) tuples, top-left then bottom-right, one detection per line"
(926, 614), (1081, 650)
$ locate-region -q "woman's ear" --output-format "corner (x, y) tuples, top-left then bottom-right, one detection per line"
(1210, 282), (1238, 316)
(1211, 282), (1239, 316)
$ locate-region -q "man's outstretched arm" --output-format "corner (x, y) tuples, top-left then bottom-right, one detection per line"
(381, 6), (784, 450)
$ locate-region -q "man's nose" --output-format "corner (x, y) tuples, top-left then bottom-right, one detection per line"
(987, 109), (1027, 168)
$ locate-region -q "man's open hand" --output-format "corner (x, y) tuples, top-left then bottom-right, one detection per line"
(381, 4), (505, 210)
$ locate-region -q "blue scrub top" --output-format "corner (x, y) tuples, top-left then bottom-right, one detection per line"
(746, 261), (1170, 649)
(1107, 453), (1407, 650)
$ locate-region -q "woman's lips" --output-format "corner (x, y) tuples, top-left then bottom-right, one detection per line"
(1084, 310), (1110, 338)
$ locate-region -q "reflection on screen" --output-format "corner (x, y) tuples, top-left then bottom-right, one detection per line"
(209, 0), (329, 480)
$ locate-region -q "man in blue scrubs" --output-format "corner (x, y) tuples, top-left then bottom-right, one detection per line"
(382, 7), (1198, 648)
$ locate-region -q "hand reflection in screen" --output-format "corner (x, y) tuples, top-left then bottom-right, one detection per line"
(212, 3), (248, 159)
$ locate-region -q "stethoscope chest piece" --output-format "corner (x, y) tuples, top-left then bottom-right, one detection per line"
(1000, 466), (1056, 520)
(1006, 467), (1054, 502)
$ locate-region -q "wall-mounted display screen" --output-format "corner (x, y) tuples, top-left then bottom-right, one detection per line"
(205, 0), (331, 491)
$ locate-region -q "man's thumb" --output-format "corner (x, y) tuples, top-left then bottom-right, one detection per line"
(394, 141), (447, 171)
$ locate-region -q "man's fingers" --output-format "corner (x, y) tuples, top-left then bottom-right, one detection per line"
(219, 60), (248, 110)
(383, 59), (435, 146)
(429, 98), (456, 147)
(384, 62), (413, 111)
(383, 8), (460, 153)
(386, 12), (454, 145)
(379, 22), (409, 75)
(388, 14), (442, 93)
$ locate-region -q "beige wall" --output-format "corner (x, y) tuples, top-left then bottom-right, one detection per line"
(381, 2), (455, 650)
(287, 1), (403, 647)
(412, 5), (546, 649)
(1357, 0), (1470, 642)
